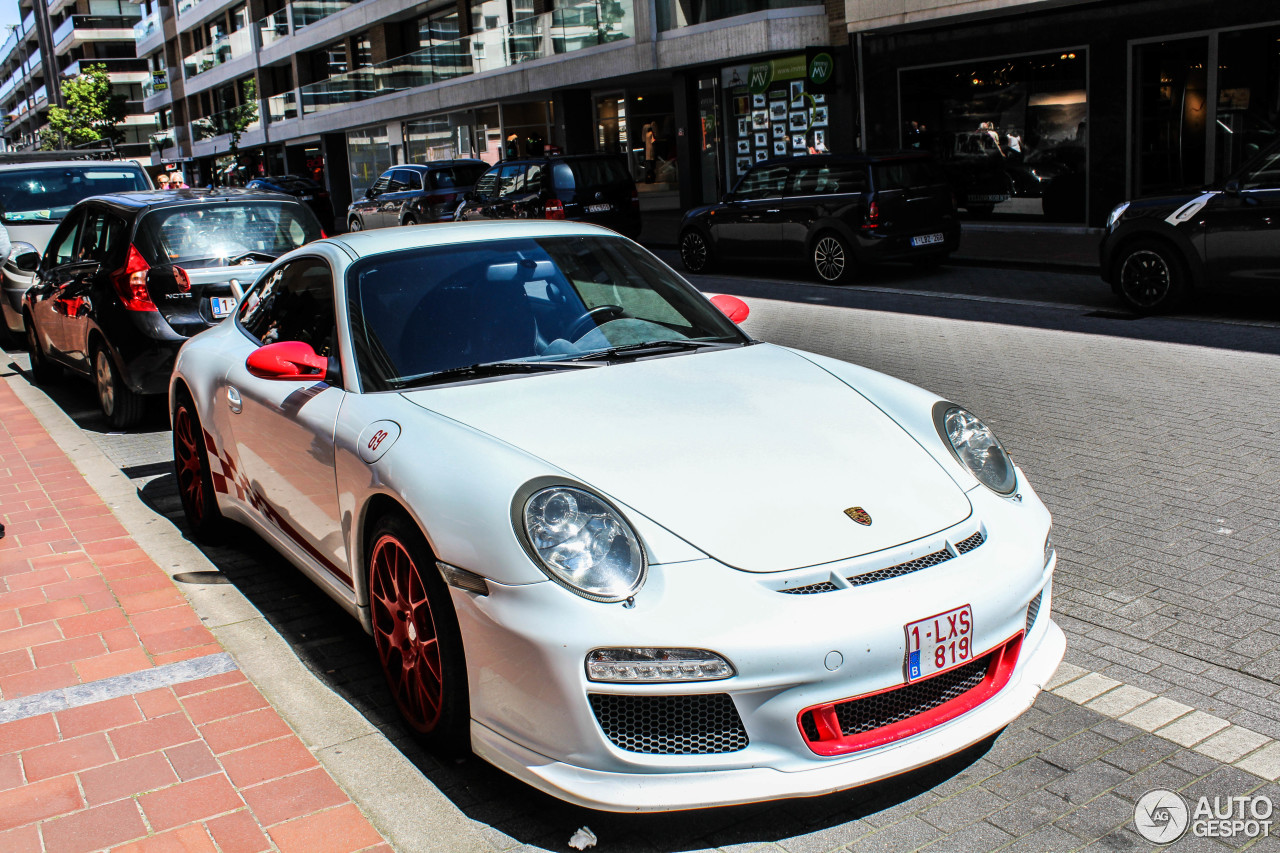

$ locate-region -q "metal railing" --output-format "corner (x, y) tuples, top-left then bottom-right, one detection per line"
(267, 90), (297, 122)
(134, 11), (161, 43)
(298, 0), (632, 116)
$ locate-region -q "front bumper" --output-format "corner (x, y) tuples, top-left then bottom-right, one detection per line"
(474, 617), (1064, 812)
(454, 476), (1061, 811)
(1, 267), (33, 335)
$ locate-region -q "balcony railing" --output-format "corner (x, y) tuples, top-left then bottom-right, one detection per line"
(2, 48), (42, 104)
(655, 0), (821, 30)
(177, 0), (197, 17)
(183, 28), (253, 80)
(191, 103), (260, 142)
(53, 15), (143, 49)
(134, 11), (161, 43)
(298, 0), (632, 116)
(267, 90), (297, 122)
(142, 68), (172, 99)
(64, 58), (148, 78)
(13, 84), (47, 118)
(256, 9), (289, 49)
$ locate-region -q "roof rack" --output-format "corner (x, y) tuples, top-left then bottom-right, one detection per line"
(0, 137), (119, 163)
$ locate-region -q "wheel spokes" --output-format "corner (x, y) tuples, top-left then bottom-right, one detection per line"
(369, 534), (444, 731)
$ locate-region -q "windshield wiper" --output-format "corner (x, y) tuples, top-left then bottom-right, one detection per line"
(392, 359), (600, 389)
(568, 339), (739, 363)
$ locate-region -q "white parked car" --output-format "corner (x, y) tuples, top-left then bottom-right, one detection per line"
(169, 220), (1065, 812)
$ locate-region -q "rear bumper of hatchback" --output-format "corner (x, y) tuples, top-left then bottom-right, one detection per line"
(855, 222), (961, 261)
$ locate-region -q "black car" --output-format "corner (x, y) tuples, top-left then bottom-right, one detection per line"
(1101, 140), (1280, 313)
(347, 160), (487, 231)
(245, 175), (335, 230)
(454, 154), (641, 238)
(23, 189), (324, 427)
(679, 153), (959, 283)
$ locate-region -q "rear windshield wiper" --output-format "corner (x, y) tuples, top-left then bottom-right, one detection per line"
(569, 339), (739, 363)
(392, 359), (600, 389)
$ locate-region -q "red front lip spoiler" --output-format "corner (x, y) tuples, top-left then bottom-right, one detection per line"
(799, 632), (1023, 756)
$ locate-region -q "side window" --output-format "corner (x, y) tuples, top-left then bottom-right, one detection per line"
(734, 165), (788, 200)
(813, 165), (868, 195)
(238, 257), (339, 361)
(387, 170), (411, 192)
(369, 173), (392, 194)
(406, 170), (422, 191)
(496, 164), (524, 198)
(521, 164), (544, 193)
(473, 168), (500, 198)
(78, 208), (127, 264)
(45, 211), (86, 267)
(1242, 149), (1280, 190)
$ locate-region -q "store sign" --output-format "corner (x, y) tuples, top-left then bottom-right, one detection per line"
(748, 55), (808, 94)
(808, 53), (833, 86)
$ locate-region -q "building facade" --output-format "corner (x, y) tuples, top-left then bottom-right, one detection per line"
(848, 0), (1280, 226)
(138, 0), (853, 226)
(1, 0), (156, 157)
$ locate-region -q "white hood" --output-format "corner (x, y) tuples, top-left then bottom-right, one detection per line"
(402, 344), (971, 572)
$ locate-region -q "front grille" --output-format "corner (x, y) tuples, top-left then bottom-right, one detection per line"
(589, 693), (749, 754)
(811, 653), (992, 739)
(780, 580), (839, 595)
(1026, 589), (1043, 634)
(847, 547), (953, 587)
(955, 530), (985, 554)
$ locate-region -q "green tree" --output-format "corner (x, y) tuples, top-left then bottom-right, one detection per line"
(39, 64), (125, 150)
(226, 78), (259, 162)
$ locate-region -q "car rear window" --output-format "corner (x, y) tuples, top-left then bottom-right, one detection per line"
(872, 160), (947, 191)
(0, 166), (149, 222)
(560, 158), (630, 189)
(135, 201), (321, 268)
(431, 164), (485, 189)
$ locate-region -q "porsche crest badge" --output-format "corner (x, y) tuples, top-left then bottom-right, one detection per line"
(843, 506), (872, 526)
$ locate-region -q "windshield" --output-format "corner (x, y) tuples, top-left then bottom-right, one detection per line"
(0, 166), (149, 223)
(347, 235), (749, 391)
(135, 201), (322, 268)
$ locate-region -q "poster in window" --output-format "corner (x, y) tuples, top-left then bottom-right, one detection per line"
(752, 93), (766, 108)
(771, 123), (785, 140)
(754, 131), (767, 148)
(769, 102), (787, 122)
(792, 133), (807, 151)
(733, 95), (750, 115)
(772, 139), (787, 157)
(788, 111), (808, 132)
(736, 139), (750, 154)
(812, 93), (826, 105)
(736, 118), (748, 136)
(811, 106), (828, 127)
(789, 80), (804, 109)
(813, 129), (827, 152)
(751, 110), (768, 130)
(754, 149), (767, 161)
(736, 156), (751, 175)
(769, 87), (786, 100)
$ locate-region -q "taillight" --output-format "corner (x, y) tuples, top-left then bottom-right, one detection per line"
(109, 245), (157, 311)
(862, 200), (881, 230)
(544, 199), (566, 220)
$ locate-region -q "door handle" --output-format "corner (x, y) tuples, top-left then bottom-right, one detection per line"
(227, 386), (242, 414)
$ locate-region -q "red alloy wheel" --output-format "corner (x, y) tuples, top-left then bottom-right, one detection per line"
(173, 405), (205, 525)
(369, 534), (444, 732)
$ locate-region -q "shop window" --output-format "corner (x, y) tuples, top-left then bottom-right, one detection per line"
(1134, 38), (1208, 197)
(1215, 27), (1280, 180)
(347, 125), (392, 199)
(901, 50), (1087, 222)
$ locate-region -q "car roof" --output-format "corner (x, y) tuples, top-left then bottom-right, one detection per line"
(0, 160), (148, 172)
(400, 159), (486, 171)
(329, 220), (623, 259)
(84, 187), (298, 211)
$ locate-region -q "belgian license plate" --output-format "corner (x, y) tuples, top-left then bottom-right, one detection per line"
(586, 203), (613, 213)
(905, 604), (973, 681)
(210, 296), (237, 318)
(970, 194), (1008, 202)
(911, 232), (944, 247)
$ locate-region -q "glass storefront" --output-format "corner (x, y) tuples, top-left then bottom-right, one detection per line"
(900, 50), (1088, 221)
(347, 125), (392, 198)
(1133, 38), (1208, 197)
(405, 113), (478, 163)
(1214, 26), (1280, 180)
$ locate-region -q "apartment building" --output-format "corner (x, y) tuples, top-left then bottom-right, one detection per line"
(138, 0), (851, 224)
(0, 0), (156, 156)
(847, 0), (1280, 226)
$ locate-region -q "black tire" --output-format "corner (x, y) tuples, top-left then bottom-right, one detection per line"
(679, 229), (714, 274)
(25, 314), (60, 384)
(401, 214), (417, 227)
(348, 217), (363, 232)
(367, 512), (470, 756)
(1114, 239), (1187, 314)
(172, 390), (225, 542)
(812, 231), (854, 284)
(93, 343), (145, 429)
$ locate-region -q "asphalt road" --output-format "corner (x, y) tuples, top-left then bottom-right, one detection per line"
(5, 259), (1280, 852)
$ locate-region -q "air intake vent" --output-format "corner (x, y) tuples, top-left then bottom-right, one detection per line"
(955, 530), (985, 554)
(589, 694), (749, 754)
(779, 581), (839, 595)
(847, 547), (952, 587)
(1026, 589), (1043, 635)
(831, 654), (991, 737)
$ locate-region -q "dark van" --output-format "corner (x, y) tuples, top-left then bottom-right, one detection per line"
(455, 154), (641, 238)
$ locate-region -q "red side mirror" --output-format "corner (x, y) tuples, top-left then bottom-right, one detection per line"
(246, 341), (327, 380)
(710, 293), (750, 324)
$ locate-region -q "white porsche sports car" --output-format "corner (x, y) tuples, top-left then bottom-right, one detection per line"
(170, 220), (1065, 812)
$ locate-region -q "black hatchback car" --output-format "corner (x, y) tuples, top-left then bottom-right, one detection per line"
(454, 154), (641, 238)
(1100, 139), (1280, 313)
(347, 160), (487, 231)
(679, 153), (959, 283)
(23, 189), (323, 427)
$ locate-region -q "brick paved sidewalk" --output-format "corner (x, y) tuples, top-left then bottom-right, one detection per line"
(0, 380), (390, 853)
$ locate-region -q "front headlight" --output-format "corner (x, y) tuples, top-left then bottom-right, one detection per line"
(1107, 201), (1130, 230)
(933, 403), (1017, 495)
(522, 486), (646, 602)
